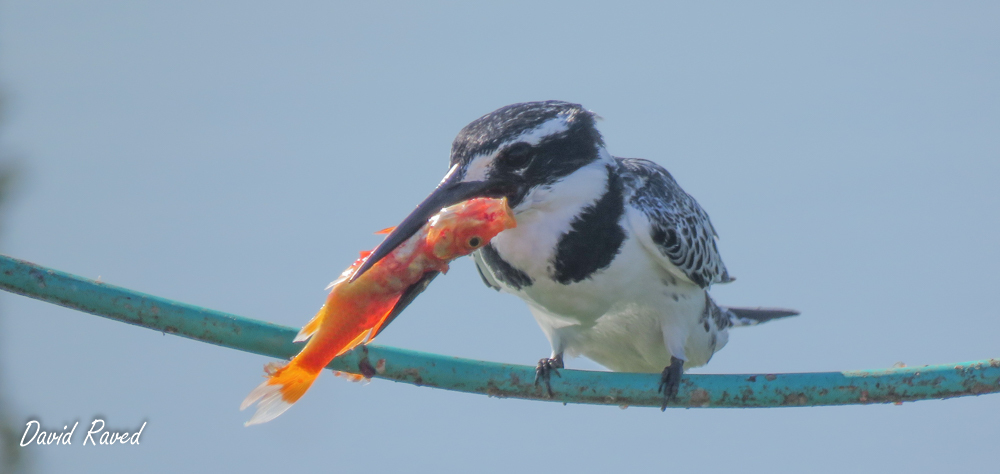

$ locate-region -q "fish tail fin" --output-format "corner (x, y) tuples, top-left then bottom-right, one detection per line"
(241, 360), (321, 426)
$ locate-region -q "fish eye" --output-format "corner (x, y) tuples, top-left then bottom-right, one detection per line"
(467, 236), (482, 248)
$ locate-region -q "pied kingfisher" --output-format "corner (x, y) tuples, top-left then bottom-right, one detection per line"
(354, 101), (797, 408)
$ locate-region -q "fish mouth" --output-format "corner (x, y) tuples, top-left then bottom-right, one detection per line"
(497, 197), (518, 230)
(350, 164), (520, 281)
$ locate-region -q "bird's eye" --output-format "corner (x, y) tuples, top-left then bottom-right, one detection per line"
(500, 143), (533, 169)
(467, 236), (483, 248)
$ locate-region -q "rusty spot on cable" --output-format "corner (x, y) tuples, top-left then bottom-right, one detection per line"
(402, 367), (423, 385)
(689, 389), (710, 407)
(485, 381), (501, 398)
(358, 357), (376, 379)
(31, 270), (46, 288)
(967, 382), (997, 395)
(782, 393), (808, 405)
(718, 390), (731, 404)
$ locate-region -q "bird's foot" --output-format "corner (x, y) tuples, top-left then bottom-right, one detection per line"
(534, 354), (564, 398)
(658, 356), (685, 411)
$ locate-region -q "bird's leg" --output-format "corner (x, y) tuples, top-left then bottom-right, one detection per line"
(658, 356), (685, 411)
(534, 353), (564, 398)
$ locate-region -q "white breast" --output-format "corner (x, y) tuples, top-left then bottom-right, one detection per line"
(490, 161), (610, 281)
(499, 227), (711, 372)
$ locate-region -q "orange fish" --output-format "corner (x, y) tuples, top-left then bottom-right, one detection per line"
(241, 197), (516, 425)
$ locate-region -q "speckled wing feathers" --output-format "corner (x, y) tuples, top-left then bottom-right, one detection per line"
(619, 158), (733, 288)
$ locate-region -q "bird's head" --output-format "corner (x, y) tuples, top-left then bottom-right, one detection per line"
(352, 101), (607, 281)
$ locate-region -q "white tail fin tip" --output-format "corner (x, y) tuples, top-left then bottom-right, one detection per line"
(241, 380), (295, 426)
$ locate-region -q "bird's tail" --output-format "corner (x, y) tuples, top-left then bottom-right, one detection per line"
(723, 306), (800, 328)
(240, 359), (321, 426)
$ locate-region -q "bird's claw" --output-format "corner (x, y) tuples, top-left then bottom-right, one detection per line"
(534, 355), (564, 398)
(658, 356), (685, 411)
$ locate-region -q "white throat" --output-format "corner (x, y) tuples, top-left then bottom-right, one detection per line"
(491, 158), (613, 278)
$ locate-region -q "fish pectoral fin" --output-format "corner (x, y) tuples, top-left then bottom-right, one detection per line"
(374, 226), (396, 235)
(293, 305), (327, 343)
(334, 330), (374, 359)
(333, 371), (368, 382)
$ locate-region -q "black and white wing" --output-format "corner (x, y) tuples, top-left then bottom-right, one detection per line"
(618, 158), (733, 288)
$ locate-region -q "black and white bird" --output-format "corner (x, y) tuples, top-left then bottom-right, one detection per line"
(353, 101), (797, 408)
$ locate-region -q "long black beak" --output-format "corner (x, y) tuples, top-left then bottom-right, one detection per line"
(349, 164), (514, 282)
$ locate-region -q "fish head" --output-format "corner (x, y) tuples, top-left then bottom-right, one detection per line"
(426, 197), (517, 260)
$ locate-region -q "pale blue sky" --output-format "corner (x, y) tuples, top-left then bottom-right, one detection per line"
(1, 2), (998, 473)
